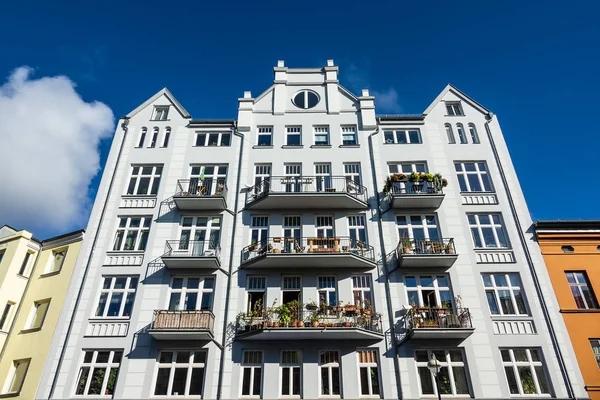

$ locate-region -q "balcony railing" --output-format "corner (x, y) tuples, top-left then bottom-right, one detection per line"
(396, 238), (456, 256)
(405, 307), (472, 330)
(151, 310), (215, 332)
(175, 178), (227, 197)
(242, 236), (375, 263)
(389, 181), (443, 195)
(246, 176), (368, 205)
(164, 240), (221, 259)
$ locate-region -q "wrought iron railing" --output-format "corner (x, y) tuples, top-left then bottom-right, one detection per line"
(396, 238), (456, 256)
(151, 310), (215, 332)
(175, 178), (227, 197)
(245, 176), (368, 205)
(242, 236), (375, 263)
(389, 181), (443, 195)
(164, 240), (221, 259)
(405, 307), (472, 330)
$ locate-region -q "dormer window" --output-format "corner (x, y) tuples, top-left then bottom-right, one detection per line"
(153, 106), (169, 121)
(292, 90), (319, 109)
(446, 102), (464, 116)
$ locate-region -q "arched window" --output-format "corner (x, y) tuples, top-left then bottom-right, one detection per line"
(468, 123), (480, 144)
(137, 127), (147, 148)
(162, 127), (171, 148)
(457, 124), (467, 144)
(445, 124), (455, 144)
(149, 127), (159, 148)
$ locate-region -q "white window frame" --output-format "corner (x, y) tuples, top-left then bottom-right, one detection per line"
(468, 214), (509, 249)
(75, 350), (122, 396)
(468, 123), (480, 144)
(415, 350), (470, 396)
(483, 273), (529, 316)
(286, 126), (302, 146)
(358, 350), (381, 397)
(405, 275), (453, 309)
(283, 216), (302, 240)
(149, 127), (159, 148)
(318, 276), (337, 308)
(18, 251), (33, 276)
(189, 165), (228, 195)
(457, 124), (468, 144)
(314, 126), (330, 146)
(388, 162), (427, 175)
(126, 165), (163, 196)
(241, 350), (263, 397)
(0, 302), (15, 331)
(94, 276), (138, 319)
(280, 350), (302, 397)
(445, 102), (464, 116)
(501, 348), (551, 396)
(565, 271), (598, 309)
(254, 164), (272, 189)
(153, 350), (207, 397)
(341, 126), (358, 145)
(2, 358), (30, 395)
(247, 276), (267, 314)
(445, 124), (456, 144)
(319, 350), (341, 397)
(348, 215), (367, 245)
(316, 216), (334, 238)
(45, 249), (67, 274)
(161, 127), (171, 147)
(24, 299), (50, 330)
(168, 276), (215, 311)
(257, 126), (273, 146)
(454, 162), (493, 193)
(112, 216), (151, 252)
(153, 106), (169, 120)
(178, 216), (221, 252)
(137, 127), (147, 148)
(383, 129), (422, 144)
(195, 131), (232, 147)
(396, 215), (440, 241)
(251, 216), (269, 246)
(352, 275), (373, 309)
(344, 163), (362, 186)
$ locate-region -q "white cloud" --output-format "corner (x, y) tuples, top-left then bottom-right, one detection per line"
(0, 67), (114, 235)
(372, 88), (403, 114)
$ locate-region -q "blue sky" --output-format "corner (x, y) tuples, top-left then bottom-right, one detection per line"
(1, 0), (599, 237)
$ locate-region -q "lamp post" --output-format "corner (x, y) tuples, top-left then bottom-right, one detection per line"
(427, 353), (442, 400)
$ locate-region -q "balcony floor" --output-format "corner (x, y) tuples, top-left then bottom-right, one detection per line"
(242, 253), (376, 269)
(149, 329), (214, 341)
(391, 193), (445, 209)
(173, 195), (227, 211)
(161, 256), (221, 270)
(236, 327), (383, 341)
(397, 254), (458, 268)
(409, 328), (475, 340)
(246, 192), (367, 210)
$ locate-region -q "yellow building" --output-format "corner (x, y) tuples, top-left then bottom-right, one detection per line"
(0, 227), (83, 398)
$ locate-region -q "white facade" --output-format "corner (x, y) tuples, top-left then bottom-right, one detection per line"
(35, 60), (587, 399)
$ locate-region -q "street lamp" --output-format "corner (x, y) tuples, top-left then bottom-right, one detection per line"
(427, 353), (442, 400)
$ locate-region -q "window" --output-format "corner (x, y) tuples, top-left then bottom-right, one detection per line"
(315, 164), (332, 192)
(254, 164), (272, 193)
(257, 127), (273, 146)
(126, 165), (162, 196)
(137, 127), (147, 148)
(396, 215), (440, 241)
(316, 216), (334, 239)
(483, 273), (528, 315)
(162, 127), (171, 147)
(190, 165), (228, 196)
(168, 277), (214, 311)
(344, 163), (362, 187)
(319, 351), (340, 396)
(284, 164), (302, 193)
(149, 127), (159, 148)
(112, 216), (151, 251)
(3, 359), (30, 394)
(342, 126), (357, 145)
(358, 350), (381, 396)
(352, 276), (372, 309)
(195, 131), (231, 147)
(501, 348), (550, 395)
(445, 124), (456, 144)
(318, 277), (337, 307)
(566, 272), (598, 309)
(75, 350), (122, 396)
(284, 216), (301, 253)
(405, 275), (453, 308)
(455, 162), (493, 192)
(0, 302), (14, 331)
(241, 351), (263, 396)
(46, 249), (67, 274)
(293, 90), (319, 109)
(562, 246), (574, 253)
(25, 299), (50, 330)
(282, 276), (302, 304)
(415, 350), (469, 396)
(94, 276), (138, 318)
(468, 214), (509, 248)
(446, 102), (463, 116)
(18, 251), (32, 276)
(247, 277), (266, 314)
(348, 215), (367, 245)
(281, 351), (301, 396)
(384, 129), (422, 144)
(178, 216), (221, 252)
(590, 340), (600, 369)
(154, 351), (206, 396)
(286, 126), (302, 146)
(456, 124), (467, 144)
(388, 162), (427, 175)
(251, 216), (269, 247)
(153, 106), (169, 120)
(314, 126), (330, 146)
(468, 123), (480, 144)
(0, 250), (4, 264)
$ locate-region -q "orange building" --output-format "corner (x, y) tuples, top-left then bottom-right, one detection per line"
(535, 221), (600, 400)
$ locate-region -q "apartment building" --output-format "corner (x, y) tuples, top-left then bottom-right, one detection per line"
(35, 60), (587, 399)
(0, 227), (84, 398)
(535, 221), (600, 400)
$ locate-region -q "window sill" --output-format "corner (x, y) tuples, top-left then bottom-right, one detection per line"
(460, 191), (496, 195)
(40, 270), (61, 278)
(16, 274), (28, 280)
(282, 145), (304, 149)
(560, 308), (600, 314)
(88, 317), (132, 322)
(473, 247), (512, 251)
(150, 119), (171, 122)
(20, 327), (42, 334)
(121, 194), (158, 198)
(0, 392), (20, 398)
(490, 315), (533, 320)
(310, 145), (332, 148)
(105, 250), (145, 255)
(253, 145), (274, 149)
(444, 114), (465, 117)
(339, 144), (360, 148)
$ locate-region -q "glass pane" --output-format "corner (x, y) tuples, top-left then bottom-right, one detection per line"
(129, 277), (138, 289)
(371, 367), (380, 395)
(396, 131), (407, 143)
(107, 293), (123, 316)
(292, 367), (301, 395)
(530, 349), (541, 362)
(458, 175), (468, 192)
(360, 367), (369, 395)
(321, 368), (329, 395)
(504, 366), (519, 394)
(171, 368), (187, 395)
(409, 131), (420, 143)
(453, 366), (469, 394)
(514, 349), (528, 362)
(499, 290), (515, 314)
(415, 350), (429, 362)
(253, 367), (262, 395)
(114, 278), (127, 289)
(483, 275), (493, 287)
(464, 163), (476, 172)
(242, 368), (251, 395)
(482, 227), (497, 247)
(75, 367), (90, 395)
(84, 351), (94, 363)
(127, 178), (136, 195)
(495, 227), (509, 248)
(471, 228), (482, 247)
(185, 293), (198, 310)
(535, 366), (550, 393)
(467, 174), (482, 191)
(418, 367), (434, 394)
(501, 350), (511, 362)
(160, 352), (173, 363)
(407, 291), (419, 306)
(437, 275), (448, 287)
(190, 368), (204, 395)
(519, 366), (536, 394)
(478, 215), (490, 224)
(123, 293), (135, 316)
(331, 367), (340, 395)
(112, 351), (123, 364)
(88, 367), (105, 394)
(481, 174), (493, 191)
(509, 274), (521, 287)
(494, 274), (508, 287)
(96, 293), (107, 316)
(513, 290), (528, 314)
(405, 277), (417, 287)
(449, 350), (463, 362)
(172, 278), (184, 289)
(486, 291), (500, 314)
(282, 367), (290, 395)
(96, 351), (110, 363)
(200, 293), (212, 310)
(384, 131), (394, 143)
(137, 177), (150, 194)
(105, 368), (118, 395)
(420, 277), (433, 287)
(176, 351), (190, 363)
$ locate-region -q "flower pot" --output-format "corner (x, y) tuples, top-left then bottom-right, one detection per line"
(273, 321), (280, 328)
(273, 249), (281, 254)
(332, 307), (342, 312)
(298, 321), (305, 328)
(343, 321), (351, 327)
(264, 321), (272, 328)
(312, 321), (320, 327)
(403, 247), (411, 254)
(319, 323), (325, 328)
(344, 306), (356, 312)
(291, 321), (298, 328)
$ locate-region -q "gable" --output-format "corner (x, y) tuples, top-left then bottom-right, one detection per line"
(126, 88), (191, 119)
(423, 84), (490, 116)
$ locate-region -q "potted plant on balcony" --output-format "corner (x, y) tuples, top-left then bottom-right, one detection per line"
(332, 301), (344, 313)
(306, 300), (318, 311)
(236, 312), (250, 332)
(399, 236), (412, 254)
(343, 317), (352, 328)
(409, 172), (424, 193)
(215, 183), (225, 195)
(277, 303), (291, 327)
(361, 300), (373, 316)
(310, 309), (320, 327)
(344, 303), (357, 313)
(248, 241), (258, 252)
(445, 242), (455, 254)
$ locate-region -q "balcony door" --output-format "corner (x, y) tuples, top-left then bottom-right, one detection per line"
(254, 164), (271, 195)
(315, 163), (332, 192)
(251, 216), (269, 248)
(168, 277), (214, 311)
(388, 163), (427, 193)
(283, 216), (301, 252)
(179, 217), (221, 255)
(190, 165), (227, 195)
(396, 215), (440, 253)
(405, 275), (453, 309)
(316, 216), (335, 250)
(284, 164), (302, 193)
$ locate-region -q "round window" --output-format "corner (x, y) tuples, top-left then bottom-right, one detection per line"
(293, 90), (319, 109)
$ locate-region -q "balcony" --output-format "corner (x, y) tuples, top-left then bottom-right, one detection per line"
(387, 181), (445, 209)
(245, 176), (368, 210)
(241, 237), (376, 269)
(148, 310), (215, 341)
(405, 307), (474, 340)
(236, 305), (383, 341)
(161, 240), (221, 270)
(396, 238), (458, 268)
(173, 178), (227, 211)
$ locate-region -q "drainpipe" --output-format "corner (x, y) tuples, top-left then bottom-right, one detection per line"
(47, 118), (129, 399)
(367, 126), (403, 399)
(216, 123), (244, 400)
(483, 115), (575, 399)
